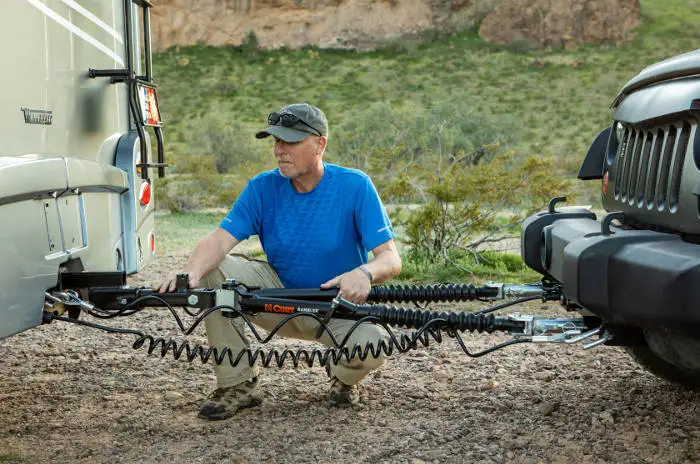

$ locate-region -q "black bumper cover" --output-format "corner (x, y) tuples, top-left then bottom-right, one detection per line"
(521, 209), (700, 332)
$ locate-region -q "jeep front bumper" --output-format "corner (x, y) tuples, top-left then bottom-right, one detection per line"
(521, 205), (700, 333)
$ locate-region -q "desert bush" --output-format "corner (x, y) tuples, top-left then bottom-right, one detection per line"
(184, 112), (271, 175)
(402, 151), (571, 262)
(329, 98), (569, 267)
(330, 99), (515, 195)
(399, 247), (541, 283)
(158, 176), (210, 213)
(241, 30), (260, 53)
(156, 156), (248, 213)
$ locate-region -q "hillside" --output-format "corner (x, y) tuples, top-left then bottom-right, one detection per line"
(152, 0), (700, 205)
(150, 0), (639, 52)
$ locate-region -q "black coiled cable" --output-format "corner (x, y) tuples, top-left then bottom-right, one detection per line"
(131, 324), (531, 368)
(53, 299), (532, 369)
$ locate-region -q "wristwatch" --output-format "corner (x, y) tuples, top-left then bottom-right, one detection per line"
(358, 265), (374, 284)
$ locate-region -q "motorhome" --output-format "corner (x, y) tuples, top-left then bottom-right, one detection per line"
(0, 0), (164, 339)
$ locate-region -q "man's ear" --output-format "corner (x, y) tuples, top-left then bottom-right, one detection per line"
(317, 136), (327, 155)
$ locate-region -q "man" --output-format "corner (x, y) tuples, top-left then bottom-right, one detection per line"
(157, 103), (402, 420)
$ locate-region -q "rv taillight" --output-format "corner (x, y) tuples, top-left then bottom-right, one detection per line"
(149, 233), (156, 255)
(139, 181), (152, 206)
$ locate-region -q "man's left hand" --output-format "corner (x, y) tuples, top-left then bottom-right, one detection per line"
(321, 268), (372, 304)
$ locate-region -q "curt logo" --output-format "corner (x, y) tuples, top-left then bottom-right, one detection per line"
(264, 303), (294, 314)
(21, 107), (53, 125)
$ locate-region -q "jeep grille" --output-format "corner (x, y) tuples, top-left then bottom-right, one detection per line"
(613, 120), (694, 213)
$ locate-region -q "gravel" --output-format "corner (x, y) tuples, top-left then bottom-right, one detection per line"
(1, 255), (700, 463)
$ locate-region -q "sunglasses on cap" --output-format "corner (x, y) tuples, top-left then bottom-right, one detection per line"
(268, 112), (322, 137)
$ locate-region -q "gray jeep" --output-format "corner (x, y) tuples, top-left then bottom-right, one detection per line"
(521, 50), (700, 386)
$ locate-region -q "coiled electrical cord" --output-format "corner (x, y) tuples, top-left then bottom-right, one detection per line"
(50, 292), (534, 369)
(55, 311), (531, 368)
(131, 322), (531, 368)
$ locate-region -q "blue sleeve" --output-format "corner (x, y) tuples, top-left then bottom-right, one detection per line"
(355, 175), (395, 251)
(220, 180), (261, 241)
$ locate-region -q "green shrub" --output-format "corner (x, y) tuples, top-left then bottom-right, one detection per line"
(157, 177), (203, 213)
(183, 114), (270, 175)
(241, 30), (260, 53)
(497, 251), (525, 273)
(400, 151), (570, 260)
(330, 98), (517, 199)
(399, 247), (540, 283)
(157, 170), (246, 213)
(327, 97), (569, 264)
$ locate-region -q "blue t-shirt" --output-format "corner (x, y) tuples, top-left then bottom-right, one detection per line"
(220, 163), (395, 288)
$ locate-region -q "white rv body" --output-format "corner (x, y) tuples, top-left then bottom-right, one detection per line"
(0, 0), (160, 338)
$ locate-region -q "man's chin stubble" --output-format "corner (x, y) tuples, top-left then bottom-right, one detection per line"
(278, 167), (295, 179)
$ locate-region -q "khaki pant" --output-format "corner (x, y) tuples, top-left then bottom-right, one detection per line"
(201, 254), (388, 389)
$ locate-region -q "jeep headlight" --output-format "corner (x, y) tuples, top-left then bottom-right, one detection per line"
(606, 122), (625, 166)
(615, 122), (625, 145)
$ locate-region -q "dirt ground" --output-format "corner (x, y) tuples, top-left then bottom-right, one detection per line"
(2, 255), (700, 464)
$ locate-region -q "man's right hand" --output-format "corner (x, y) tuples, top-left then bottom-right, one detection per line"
(153, 228), (240, 294)
(155, 269), (201, 293)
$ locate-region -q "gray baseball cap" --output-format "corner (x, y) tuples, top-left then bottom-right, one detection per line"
(255, 103), (328, 142)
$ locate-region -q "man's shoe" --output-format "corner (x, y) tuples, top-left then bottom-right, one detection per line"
(198, 377), (262, 421)
(328, 377), (359, 406)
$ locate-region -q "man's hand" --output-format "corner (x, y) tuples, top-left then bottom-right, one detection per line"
(320, 240), (401, 304)
(154, 269), (201, 294)
(153, 228), (240, 294)
(321, 268), (372, 304)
